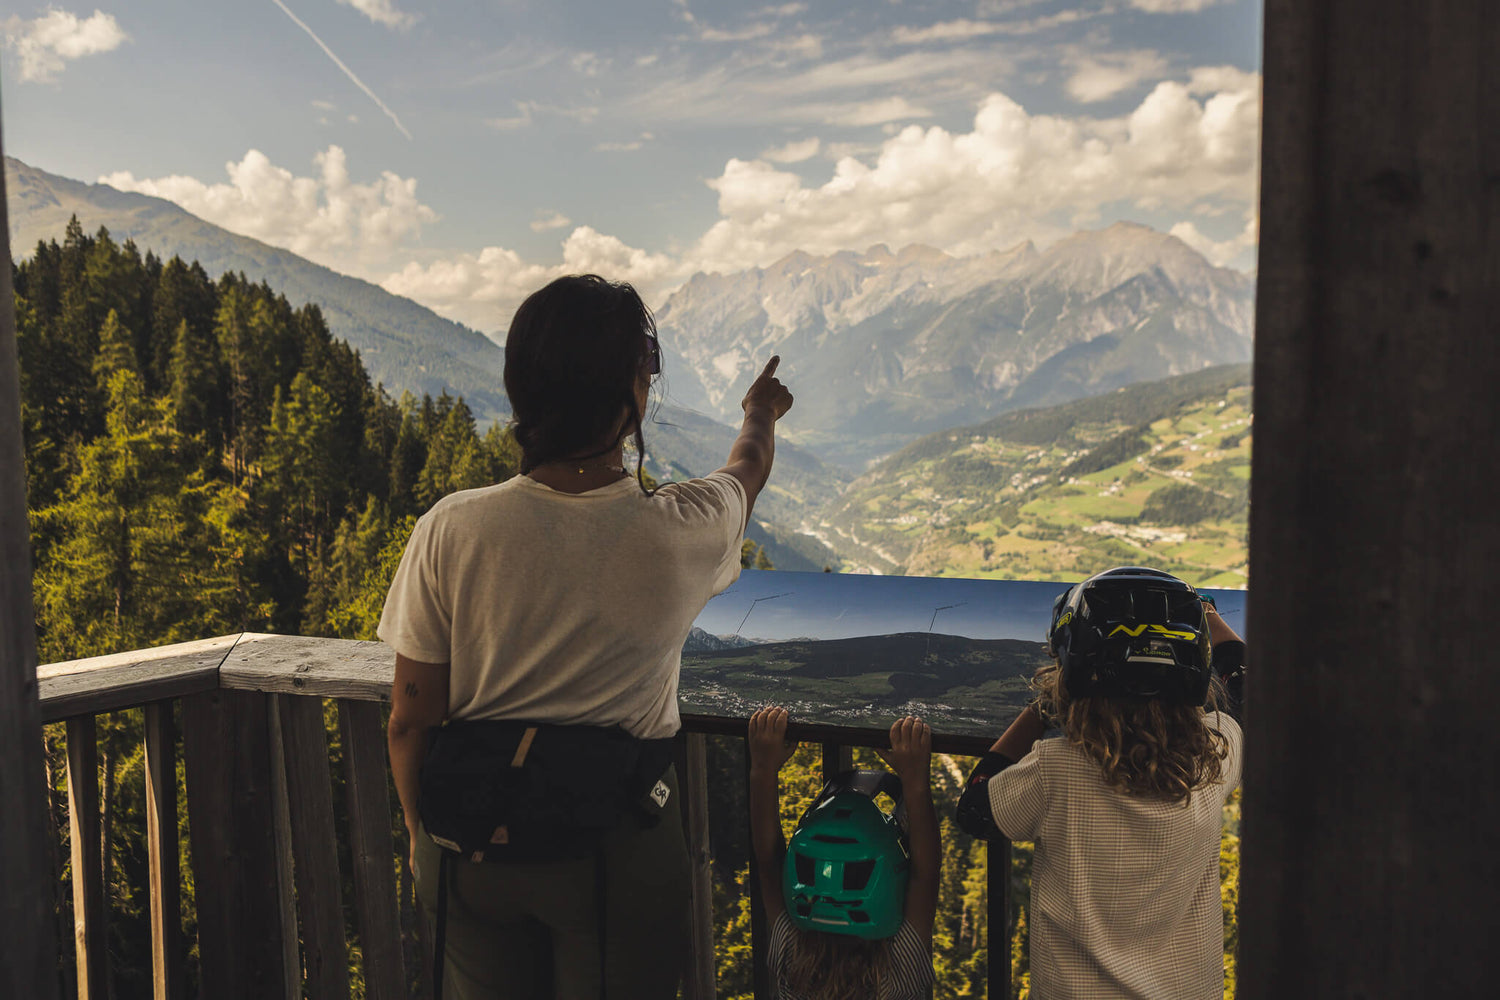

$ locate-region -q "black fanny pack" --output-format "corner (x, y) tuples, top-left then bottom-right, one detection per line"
(418, 719), (676, 864)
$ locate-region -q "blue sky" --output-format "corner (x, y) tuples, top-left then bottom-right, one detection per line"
(2, 1), (1262, 334)
(694, 569), (1248, 643)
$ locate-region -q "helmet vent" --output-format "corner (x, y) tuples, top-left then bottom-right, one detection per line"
(849, 910), (870, 923)
(812, 834), (857, 844)
(843, 860), (875, 890)
(794, 853), (814, 885)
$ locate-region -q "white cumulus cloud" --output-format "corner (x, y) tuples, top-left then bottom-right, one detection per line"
(100, 146), (437, 271)
(381, 228), (682, 330)
(336, 0), (418, 30)
(530, 211), (571, 233)
(692, 69), (1261, 273)
(3, 8), (127, 83)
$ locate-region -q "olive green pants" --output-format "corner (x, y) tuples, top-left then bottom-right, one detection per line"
(413, 765), (690, 1000)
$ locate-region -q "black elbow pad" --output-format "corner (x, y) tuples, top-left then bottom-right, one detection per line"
(1213, 640), (1247, 721)
(955, 751), (1014, 841)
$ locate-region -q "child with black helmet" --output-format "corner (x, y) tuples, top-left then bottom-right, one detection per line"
(956, 566), (1245, 1000)
(748, 707), (938, 1000)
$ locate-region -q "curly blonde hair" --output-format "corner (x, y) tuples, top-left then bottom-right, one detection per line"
(1034, 659), (1230, 804)
(782, 928), (893, 1000)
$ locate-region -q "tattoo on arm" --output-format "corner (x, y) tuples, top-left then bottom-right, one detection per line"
(404, 682), (419, 698)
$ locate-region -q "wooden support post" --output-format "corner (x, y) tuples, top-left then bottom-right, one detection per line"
(277, 695), (352, 1000)
(678, 733), (715, 1000)
(1246, 1), (1500, 996)
(66, 716), (108, 999)
(182, 689), (287, 1000)
(143, 701), (183, 1000)
(265, 696), (306, 1000)
(986, 838), (1011, 1000)
(338, 699), (406, 1000)
(0, 92), (61, 1000)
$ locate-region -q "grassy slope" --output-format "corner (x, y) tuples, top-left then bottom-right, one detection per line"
(819, 364), (1253, 587)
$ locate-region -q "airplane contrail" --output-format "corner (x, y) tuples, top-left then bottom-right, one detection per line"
(269, 0), (413, 141)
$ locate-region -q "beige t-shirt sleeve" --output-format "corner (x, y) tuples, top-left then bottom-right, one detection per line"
(657, 471), (747, 595)
(377, 511), (452, 664)
(989, 742), (1049, 842)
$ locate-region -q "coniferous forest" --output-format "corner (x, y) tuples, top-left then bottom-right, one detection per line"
(17, 220), (1237, 998)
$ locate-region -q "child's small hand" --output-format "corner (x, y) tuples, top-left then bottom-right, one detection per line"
(748, 705), (796, 773)
(878, 715), (932, 782)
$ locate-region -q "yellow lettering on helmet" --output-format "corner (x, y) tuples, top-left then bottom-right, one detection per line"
(1108, 623), (1197, 641)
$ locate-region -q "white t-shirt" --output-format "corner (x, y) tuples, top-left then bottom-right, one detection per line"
(377, 471), (746, 739)
(989, 712), (1242, 1000)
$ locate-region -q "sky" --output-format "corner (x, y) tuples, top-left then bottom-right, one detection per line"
(1, 0), (1263, 336)
(694, 569), (1248, 643)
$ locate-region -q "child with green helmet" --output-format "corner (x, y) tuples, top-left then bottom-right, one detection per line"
(748, 707), (938, 1000)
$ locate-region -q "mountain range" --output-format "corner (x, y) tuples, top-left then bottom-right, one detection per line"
(5, 157), (1257, 578)
(657, 227), (1253, 468)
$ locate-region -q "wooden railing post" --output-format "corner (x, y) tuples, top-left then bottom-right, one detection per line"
(987, 838), (1012, 1000)
(66, 716), (108, 999)
(678, 733), (715, 1000)
(143, 701), (183, 1000)
(276, 695), (352, 1000)
(181, 689), (288, 1000)
(338, 699), (407, 1000)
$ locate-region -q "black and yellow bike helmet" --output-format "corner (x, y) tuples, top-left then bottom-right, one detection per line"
(1047, 566), (1212, 703)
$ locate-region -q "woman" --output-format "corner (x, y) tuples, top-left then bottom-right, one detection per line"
(380, 274), (793, 999)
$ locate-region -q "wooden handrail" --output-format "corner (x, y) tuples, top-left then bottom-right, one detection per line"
(37, 635), (1014, 1000)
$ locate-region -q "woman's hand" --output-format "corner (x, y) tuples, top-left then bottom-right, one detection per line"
(742, 356), (794, 420)
(748, 705), (797, 774)
(878, 715), (932, 782)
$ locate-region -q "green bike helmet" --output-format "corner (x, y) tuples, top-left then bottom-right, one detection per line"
(782, 770), (910, 940)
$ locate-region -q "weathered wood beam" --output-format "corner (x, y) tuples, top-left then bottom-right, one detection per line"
(0, 94), (62, 1000)
(1246, 1), (1500, 996)
(276, 695), (352, 1000)
(338, 699), (406, 1000)
(682, 712), (997, 756)
(220, 632), (392, 702)
(38, 634), (239, 723)
(66, 717), (108, 999)
(143, 702), (183, 1000)
(182, 689), (288, 1000)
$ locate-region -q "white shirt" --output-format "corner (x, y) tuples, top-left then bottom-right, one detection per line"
(767, 913), (934, 1000)
(989, 713), (1243, 1000)
(378, 471), (745, 738)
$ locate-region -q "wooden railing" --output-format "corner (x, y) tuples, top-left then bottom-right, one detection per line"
(37, 633), (1011, 1000)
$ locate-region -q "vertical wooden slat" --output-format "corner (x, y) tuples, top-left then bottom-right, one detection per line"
(0, 95), (62, 1000)
(182, 689), (287, 1000)
(277, 695), (352, 1000)
(66, 716), (108, 999)
(986, 839), (1011, 1000)
(265, 697), (307, 1000)
(745, 739), (768, 1000)
(338, 699), (406, 1000)
(144, 701), (183, 1000)
(678, 733), (715, 1000)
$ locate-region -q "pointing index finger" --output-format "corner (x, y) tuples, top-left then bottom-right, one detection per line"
(759, 356), (780, 380)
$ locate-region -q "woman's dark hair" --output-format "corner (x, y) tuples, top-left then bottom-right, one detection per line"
(504, 274), (659, 491)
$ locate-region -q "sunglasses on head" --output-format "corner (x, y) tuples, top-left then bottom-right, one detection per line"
(643, 333), (661, 375)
